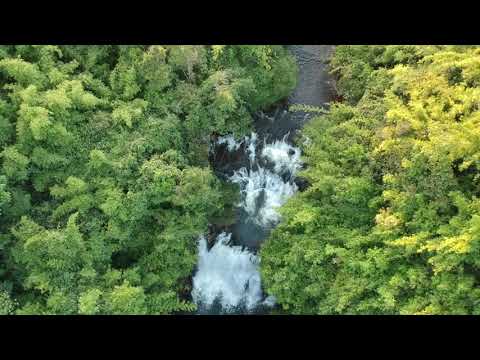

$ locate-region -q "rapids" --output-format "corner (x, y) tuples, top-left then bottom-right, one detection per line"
(191, 45), (335, 314)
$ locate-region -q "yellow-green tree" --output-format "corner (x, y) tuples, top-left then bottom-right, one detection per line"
(261, 45), (480, 315)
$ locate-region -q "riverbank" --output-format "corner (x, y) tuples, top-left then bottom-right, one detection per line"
(189, 45), (337, 314)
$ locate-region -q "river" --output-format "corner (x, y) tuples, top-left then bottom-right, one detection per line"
(191, 45), (336, 314)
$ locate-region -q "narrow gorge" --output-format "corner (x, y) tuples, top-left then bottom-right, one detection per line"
(191, 45), (336, 314)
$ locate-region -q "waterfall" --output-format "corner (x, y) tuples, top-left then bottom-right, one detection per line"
(192, 232), (266, 312)
(261, 135), (302, 176)
(230, 167), (297, 227)
(216, 134), (243, 152)
(192, 132), (302, 313)
(192, 46), (335, 314)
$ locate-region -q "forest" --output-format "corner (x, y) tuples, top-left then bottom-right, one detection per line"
(1, 45), (480, 315)
(261, 45), (480, 314)
(0, 45), (296, 314)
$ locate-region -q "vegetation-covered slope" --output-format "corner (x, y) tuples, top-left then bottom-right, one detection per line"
(0, 45), (297, 314)
(261, 45), (480, 314)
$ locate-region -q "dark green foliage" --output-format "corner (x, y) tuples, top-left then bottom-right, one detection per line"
(0, 45), (297, 314)
(261, 45), (480, 315)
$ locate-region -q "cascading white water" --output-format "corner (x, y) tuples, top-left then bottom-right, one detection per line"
(192, 45), (335, 314)
(192, 232), (268, 311)
(261, 135), (302, 176)
(217, 132), (258, 163)
(192, 132), (302, 313)
(230, 167), (297, 227)
(245, 132), (257, 164)
(216, 134), (243, 152)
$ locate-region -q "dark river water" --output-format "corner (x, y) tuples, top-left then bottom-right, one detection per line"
(191, 45), (336, 314)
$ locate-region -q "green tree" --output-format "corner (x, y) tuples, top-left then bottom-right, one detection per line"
(0, 45), (297, 314)
(262, 45), (480, 315)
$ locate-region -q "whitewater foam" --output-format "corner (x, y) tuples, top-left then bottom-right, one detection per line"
(261, 135), (302, 176)
(245, 132), (257, 164)
(217, 134), (243, 152)
(193, 132), (301, 313)
(230, 167), (297, 227)
(192, 232), (267, 312)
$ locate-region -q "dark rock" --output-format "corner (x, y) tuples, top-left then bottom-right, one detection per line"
(295, 177), (310, 192)
(206, 223), (233, 250)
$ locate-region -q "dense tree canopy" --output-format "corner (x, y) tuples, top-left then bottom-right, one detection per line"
(261, 45), (480, 314)
(0, 45), (297, 314)
(4, 44), (479, 316)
